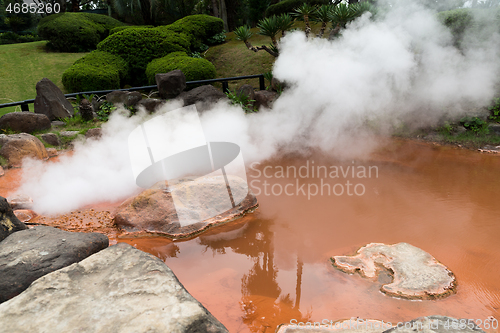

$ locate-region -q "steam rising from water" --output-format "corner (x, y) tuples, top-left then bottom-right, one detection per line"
(18, 1), (500, 215)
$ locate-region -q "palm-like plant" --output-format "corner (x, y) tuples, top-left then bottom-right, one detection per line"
(312, 5), (333, 38)
(234, 25), (255, 49)
(257, 16), (281, 47)
(276, 13), (294, 37)
(292, 3), (317, 38)
(234, 24), (278, 57)
(328, 2), (372, 39)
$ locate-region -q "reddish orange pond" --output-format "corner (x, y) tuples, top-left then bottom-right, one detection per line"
(2, 139), (500, 333)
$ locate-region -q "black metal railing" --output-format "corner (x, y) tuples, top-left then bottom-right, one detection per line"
(0, 74), (266, 111)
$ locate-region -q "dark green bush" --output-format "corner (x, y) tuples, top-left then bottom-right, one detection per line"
(460, 116), (489, 134)
(109, 25), (154, 35)
(438, 9), (474, 47)
(265, 0), (329, 17)
(145, 51), (216, 85)
(62, 51), (128, 92)
(38, 13), (125, 52)
(163, 14), (224, 49)
(97, 27), (190, 85)
(0, 31), (39, 44)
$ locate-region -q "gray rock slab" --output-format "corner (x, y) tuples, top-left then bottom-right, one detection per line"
(59, 130), (80, 137)
(0, 226), (109, 303)
(0, 243), (229, 333)
(332, 242), (456, 300)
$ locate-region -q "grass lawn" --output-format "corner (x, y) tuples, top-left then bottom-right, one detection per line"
(0, 41), (86, 115)
(206, 29), (276, 92)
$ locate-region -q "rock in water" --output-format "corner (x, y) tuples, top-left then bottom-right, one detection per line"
(0, 133), (48, 167)
(7, 193), (33, 210)
(0, 112), (51, 134)
(0, 196), (27, 242)
(0, 226), (109, 303)
(0, 243), (229, 332)
(34, 78), (74, 120)
(332, 242), (456, 300)
(114, 176), (258, 239)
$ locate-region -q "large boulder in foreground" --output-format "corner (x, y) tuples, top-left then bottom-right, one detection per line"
(114, 176), (258, 239)
(0, 112), (51, 134)
(0, 243), (229, 333)
(34, 78), (74, 120)
(0, 196), (27, 243)
(0, 226), (109, 303)
(332, 242), (456, 300)
(276, 316), (486, 333)
(0, 133), (48, 167)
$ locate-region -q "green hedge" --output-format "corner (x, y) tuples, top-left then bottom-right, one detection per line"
(145, 52), (216, 85)
(265, 0), (330, 17)
(97, 27), (190, 85)
(163, 14), (224, 49)
(62, 51), (128, 92)
(109, 25), (154, 35)
(38, 13), (125, 52)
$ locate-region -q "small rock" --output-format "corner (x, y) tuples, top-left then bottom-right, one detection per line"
(136, 98), (165, 113)
(0, 196), (27, 243)
(0, 112), (51, 134)
(271, 77), (285, 92)
(0, 134), (8, 146)
(13, 209), (37, 223)
(59, 130), (80, 137)
(106, 91), (142, 107)
(0, 243), (229, 332)
(0, 133), (48, 167)
(0, 166), (4, 177)
(46, 148), (58, 157)
(488, 123), (500, 135)
(7, 194), (33, 210)
(0, 225), (109, 303)
(156, 70), (187, 99)
(478, 145), (500, 153)
(85, 128), (102, 139)
(332, 242), (456, 300)
(41, 133), (61, 146)
(254, 90), (278, 110)
(33, 78), (74, 120)
(51, 121), (65, 127)
(237, 84), (255, 101)
(79, 99), (94, 122)
(178, 85), (227, 111)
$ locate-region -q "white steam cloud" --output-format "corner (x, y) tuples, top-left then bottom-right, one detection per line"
(17, 1), (500, 215)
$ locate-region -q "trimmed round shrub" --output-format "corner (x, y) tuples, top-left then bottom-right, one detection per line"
(109, 25), (154, 35)
(38, 13), (125, 52)
(97, 27), (190, 85)
(62, 51), (128, 92)
(265, 0), (329, 17)
(145, 52), (216, 85)
(163, 14), (224, 48)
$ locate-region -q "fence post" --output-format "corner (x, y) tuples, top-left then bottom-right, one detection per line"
(259, 75), (265, 91)
(222, 81), (229, 94)
(21, 103), (29, 112)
